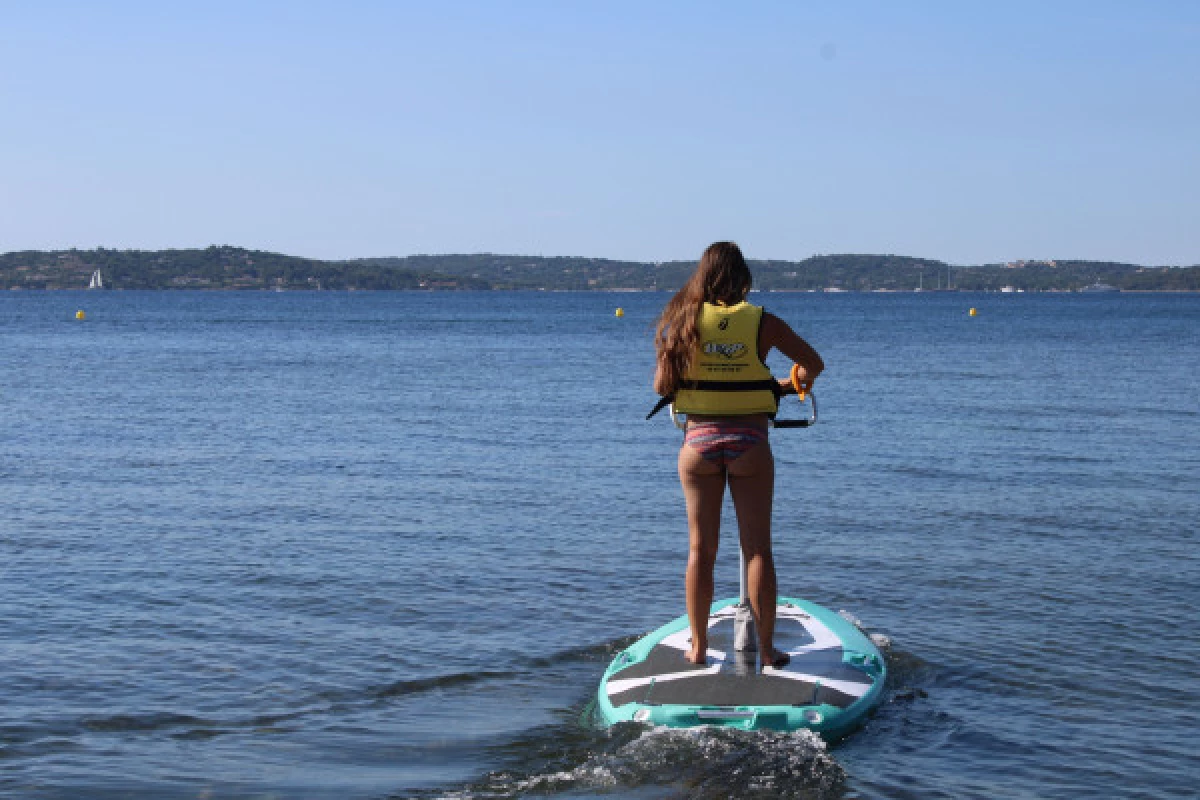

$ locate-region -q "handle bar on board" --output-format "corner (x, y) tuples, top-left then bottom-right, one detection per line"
(667, 363), (818, 431)
(773, 363), (817, 428)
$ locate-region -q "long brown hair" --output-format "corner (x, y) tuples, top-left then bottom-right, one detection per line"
(654, 241), (753, 395)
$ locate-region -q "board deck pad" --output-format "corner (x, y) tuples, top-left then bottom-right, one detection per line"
(603, 602), (876, 713)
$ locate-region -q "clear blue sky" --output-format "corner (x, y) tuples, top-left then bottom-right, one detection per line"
(2, 1), (1197, 265)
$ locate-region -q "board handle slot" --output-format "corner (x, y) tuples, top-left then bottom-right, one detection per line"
(695, 709), (756, 721)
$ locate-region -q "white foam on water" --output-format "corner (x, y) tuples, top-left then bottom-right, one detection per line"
(869, 632), (892, 651)
(445, 725), (846, 799)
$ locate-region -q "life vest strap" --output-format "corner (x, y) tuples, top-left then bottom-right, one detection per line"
(681, 379), (782, 393)
(646, 379), (784, 420)
(646, 395), (673, 420)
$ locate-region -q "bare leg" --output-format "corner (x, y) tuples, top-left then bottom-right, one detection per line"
(727, 440), (787, 667)
(678, 443), (726, 664)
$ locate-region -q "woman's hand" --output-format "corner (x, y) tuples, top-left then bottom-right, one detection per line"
(779, 370), (812, 395)
(788, 365), (813, 395)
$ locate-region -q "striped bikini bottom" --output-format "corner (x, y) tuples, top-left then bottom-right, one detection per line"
(684, 421), (769, 466)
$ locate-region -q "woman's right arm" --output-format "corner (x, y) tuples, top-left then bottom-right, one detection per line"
(760, 312), (824, 388)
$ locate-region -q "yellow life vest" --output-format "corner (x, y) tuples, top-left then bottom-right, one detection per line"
(672, 301), (779, 416)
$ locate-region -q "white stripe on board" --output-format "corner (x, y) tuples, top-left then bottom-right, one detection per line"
(606, 663), (724, 696)
(777, 608), (841, 654)
(758, 668), (872, 698)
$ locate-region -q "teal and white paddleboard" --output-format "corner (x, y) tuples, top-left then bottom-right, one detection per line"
(596, 596), (886, 738)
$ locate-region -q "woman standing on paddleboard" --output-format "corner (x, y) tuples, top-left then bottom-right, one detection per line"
(653, 242), (824, 667)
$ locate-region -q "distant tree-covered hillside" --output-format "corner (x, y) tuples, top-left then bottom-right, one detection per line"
(1, 247), (1196, 291)
(0, 246), (487, 290)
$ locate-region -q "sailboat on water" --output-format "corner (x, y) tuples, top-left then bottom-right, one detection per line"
(88, 270), (104, 289)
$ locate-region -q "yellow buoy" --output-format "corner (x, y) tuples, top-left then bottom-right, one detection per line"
(615, 308), (624, 318)
(969, 308), (977, 317)
(75, 310), (86, 320)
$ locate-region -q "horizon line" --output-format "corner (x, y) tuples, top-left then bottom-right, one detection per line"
(2, 244), (1196, 270)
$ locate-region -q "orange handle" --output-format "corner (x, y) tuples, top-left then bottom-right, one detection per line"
(790, 364), (808, 401)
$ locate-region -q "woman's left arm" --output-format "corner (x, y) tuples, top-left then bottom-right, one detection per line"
(760, 312), (824, 388)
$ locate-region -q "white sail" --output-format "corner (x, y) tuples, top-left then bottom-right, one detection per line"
(88, 270), (103, 289)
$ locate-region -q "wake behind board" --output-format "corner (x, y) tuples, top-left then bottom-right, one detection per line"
(596, 596), (885, 738)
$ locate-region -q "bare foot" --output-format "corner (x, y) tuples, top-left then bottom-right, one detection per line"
(684, 645), (707, 665)
(761, 647), (790, 669)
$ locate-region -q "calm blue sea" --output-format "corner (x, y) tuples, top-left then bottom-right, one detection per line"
(2, 290), (1197, 799)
